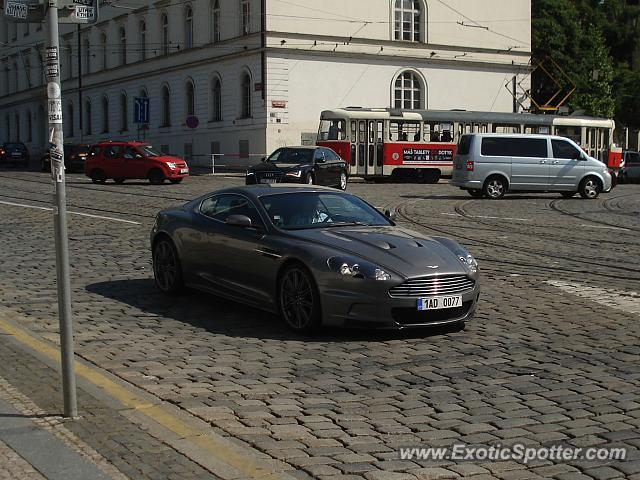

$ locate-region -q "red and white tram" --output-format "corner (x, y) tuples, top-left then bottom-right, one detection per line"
(316, 108), (618, 182)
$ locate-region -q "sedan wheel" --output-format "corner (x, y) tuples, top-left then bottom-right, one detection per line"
(279, 265), (320, 332)
(152, 238), (184, 294)
(579, 177), (600, 199)
(338, 172), (347, 190)
(90, 169), (107, 184)
(305, 173), (314, 185)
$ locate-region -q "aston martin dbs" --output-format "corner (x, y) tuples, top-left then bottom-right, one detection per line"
(150, 185), (480, 331)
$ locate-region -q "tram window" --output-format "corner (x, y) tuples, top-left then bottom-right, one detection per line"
(389, 120), (420, 142)
(555, 126), (581, 145)
(369, 122), (376, 143)
(377, 121), (383, 142)
(350, 121), (357, 142)
(493, 124), (520, 134)
(318, 119), (346, 141)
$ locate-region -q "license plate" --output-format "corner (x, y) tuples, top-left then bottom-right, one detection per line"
(260, 178), (277, 184)
(417, 295), (462, 311)
(11, 152), (21, 156)
(180, 168), (188, 174)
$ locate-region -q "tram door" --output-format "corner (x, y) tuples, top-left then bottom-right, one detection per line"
(368, 120), (384, 176)
(355, 120), (367, 176)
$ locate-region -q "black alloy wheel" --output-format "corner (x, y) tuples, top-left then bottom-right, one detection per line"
(90, 169), (107, 184)
(152, 238), (184, 294)
(279, 264), (320, 332)
(304, 172), (314, 185)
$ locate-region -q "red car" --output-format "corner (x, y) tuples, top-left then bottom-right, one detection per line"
(85, 141), (189, 184)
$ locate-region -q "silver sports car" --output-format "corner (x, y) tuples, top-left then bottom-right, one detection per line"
(150, 185), (480, 331)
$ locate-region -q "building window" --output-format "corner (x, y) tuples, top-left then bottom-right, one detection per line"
(24, 23), (30, 36)
(185, 6), (194, 49)
(5, 116), (10, 140)
(240, 0), (250, 36)
(211, 0), (220, 43)
(102, 96), (109, 133)
(15, 113), (20, 141)
(186, 80), (195, 117)
(240, 71), (251, 118)
(162, 14), (169, 55)
(161, 85), (171, 126)
(394, 70), (423, 109)
(24, 58), (31, 88)
(84, 39), (90, 74)
(101, 33), (107, 69)
(211, 77), (222, 121)
(65, 43), (72, 78)
(394, 0), (422, 42)
(67, 103), (74, 137)
(12, 62), (18, 91)
(120, 92), (128, 131)
(84, 100), (92, 135)
(140, 21), (147, 61)
(120, 27), (127, 65)
(27, 110), (32, 141)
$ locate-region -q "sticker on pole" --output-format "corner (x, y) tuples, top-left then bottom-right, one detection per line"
(4, 1), (28, 19)
(46, 47), (59, 62)
(45, 63), (59, 80)
(48, 99), (63, 124)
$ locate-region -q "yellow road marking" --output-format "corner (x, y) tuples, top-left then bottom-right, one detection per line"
(0, 314), (283, 479)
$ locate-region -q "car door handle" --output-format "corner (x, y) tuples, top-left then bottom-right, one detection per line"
(552, 160), (559, 164)
(540, 160), (546, 164)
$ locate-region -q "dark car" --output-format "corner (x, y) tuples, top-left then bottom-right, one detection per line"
(0, 142), (29, 167)
(246, 146), (348, 190)
(618, 150), (640, 184)
(41, 144), (91, 173)
(150, 185), (480, 332)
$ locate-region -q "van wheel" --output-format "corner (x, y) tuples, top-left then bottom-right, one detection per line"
(467, 189), (484, 198)
(149, 169), (165, 185)
(579, 176), (601, 199)
(483, 176), (507, 199)
(560, 191), (575, 198)
(90, 169), (107, 184)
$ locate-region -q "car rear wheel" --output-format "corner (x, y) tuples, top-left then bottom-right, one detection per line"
(149, 169), (165, 185)
(152, 238), (184, 295)
(467, 189), (484, 198)
(90, 169), (107, 184)
(169, 178), (183, 184)
(579, 176), (601, 199)
(338, 172), (347, 190)
(483, 176), (507, 199)
(278, 264), (320, 333)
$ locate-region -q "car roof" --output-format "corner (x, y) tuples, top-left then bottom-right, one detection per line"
(94, 140), (148, 146)
(206, 184), (345, 198)
(274, 146), (318, 150)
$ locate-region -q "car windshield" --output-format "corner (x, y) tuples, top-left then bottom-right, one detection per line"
(5, 143), (25, 150)
(260, 192), (391, 230)
(267, 148), (314, 164)
(139, 145), (163, 157)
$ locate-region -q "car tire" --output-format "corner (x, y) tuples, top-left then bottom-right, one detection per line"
(114, 178), (125, 184)
(152, 237), (184, 295)
(304, 172), (314, 185)
(579, 176), (601, 199)
(422, 170), (441, 184)
(483, 176), (507, 199)
(278, 263), (321, 333)
(467, 189), (484, 198)
(90, 169), (107, 184)
(169, 178), (183, 184)
(560, 191), (576, 198)
(337, 171), (347, 190)
(149, 169), (165, 185)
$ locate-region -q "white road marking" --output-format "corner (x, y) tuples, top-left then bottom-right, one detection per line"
(547, 280), (640, 315)
(0, 200), (141, 225)
(579, 224), (630, 232)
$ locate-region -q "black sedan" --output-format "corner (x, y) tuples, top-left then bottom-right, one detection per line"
(246, 146), (349, 190)
(0, 142), (29, 167)
(151, 185), (480, 332)
(41, 144), (90, 172)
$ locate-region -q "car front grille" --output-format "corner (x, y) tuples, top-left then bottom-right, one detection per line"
(256, 171), (284, 183)
(389, 275), (475, 298)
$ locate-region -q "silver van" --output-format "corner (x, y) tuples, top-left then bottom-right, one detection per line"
(450, 134), (613, 199)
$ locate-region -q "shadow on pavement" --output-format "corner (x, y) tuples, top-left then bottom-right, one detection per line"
(85, 278), (465, 343)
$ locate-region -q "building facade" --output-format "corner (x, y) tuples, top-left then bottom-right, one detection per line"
(0, 0), (531, 163)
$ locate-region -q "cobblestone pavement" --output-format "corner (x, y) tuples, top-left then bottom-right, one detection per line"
(0, 169), (639, 479)
(0, 440), (46, 480)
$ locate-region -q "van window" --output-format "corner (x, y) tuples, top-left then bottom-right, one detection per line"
(625, 152), (640, 164)
(552, 139), (582, 159)
(481, 137), (547, 158)
(457, 135), (473, 155)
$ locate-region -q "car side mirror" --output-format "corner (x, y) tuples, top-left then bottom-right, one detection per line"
(225, 215), (253, 227)
(384, 209), (397, 221)
(261, 156), (267, 163)
(315, 156), (325, 164)
(135, 153), (143, 159)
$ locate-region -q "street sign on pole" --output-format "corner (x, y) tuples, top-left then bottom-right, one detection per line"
(3, 0), (45, 23)
(134, 97), (150, 124)
(58, 0), (98, 24)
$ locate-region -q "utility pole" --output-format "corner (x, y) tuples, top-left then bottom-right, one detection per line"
(44, 0), (78, 418)
(77, 24), (82, 141)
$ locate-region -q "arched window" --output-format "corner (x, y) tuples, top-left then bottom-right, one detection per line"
(211, 76), (222, 121)
(185, 6), (194, 49)
(185, 80), (195, 117)
(84, 38), (90, 73)
(211, 0), (221, 43)
(394, 0), (422, 42)
(100, 33), (107, 69)
(84, 99), (92, 135)
(161, 85), (171, 126)
(393, 70), (424, 109)
(162, 14), (169, 55)
(240, 71), (251, 118)
(140, 21), (147, 61)
(240, 0), (251, 36)
(67, 103), (74, 137)
(120, 92), (128, 131)
(119, 27), (127, 65)
(102, 96), (109, 133)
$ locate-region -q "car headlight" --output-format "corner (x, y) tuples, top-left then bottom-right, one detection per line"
(286, 170), (303, 178)
(167, 162), (177, 170)
(327, 256), (391, 281)
(458, 253), (478, 274)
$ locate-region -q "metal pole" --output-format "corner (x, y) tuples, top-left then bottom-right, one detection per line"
(77, 24), (83, 142)
(44, 0), (78, 418)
